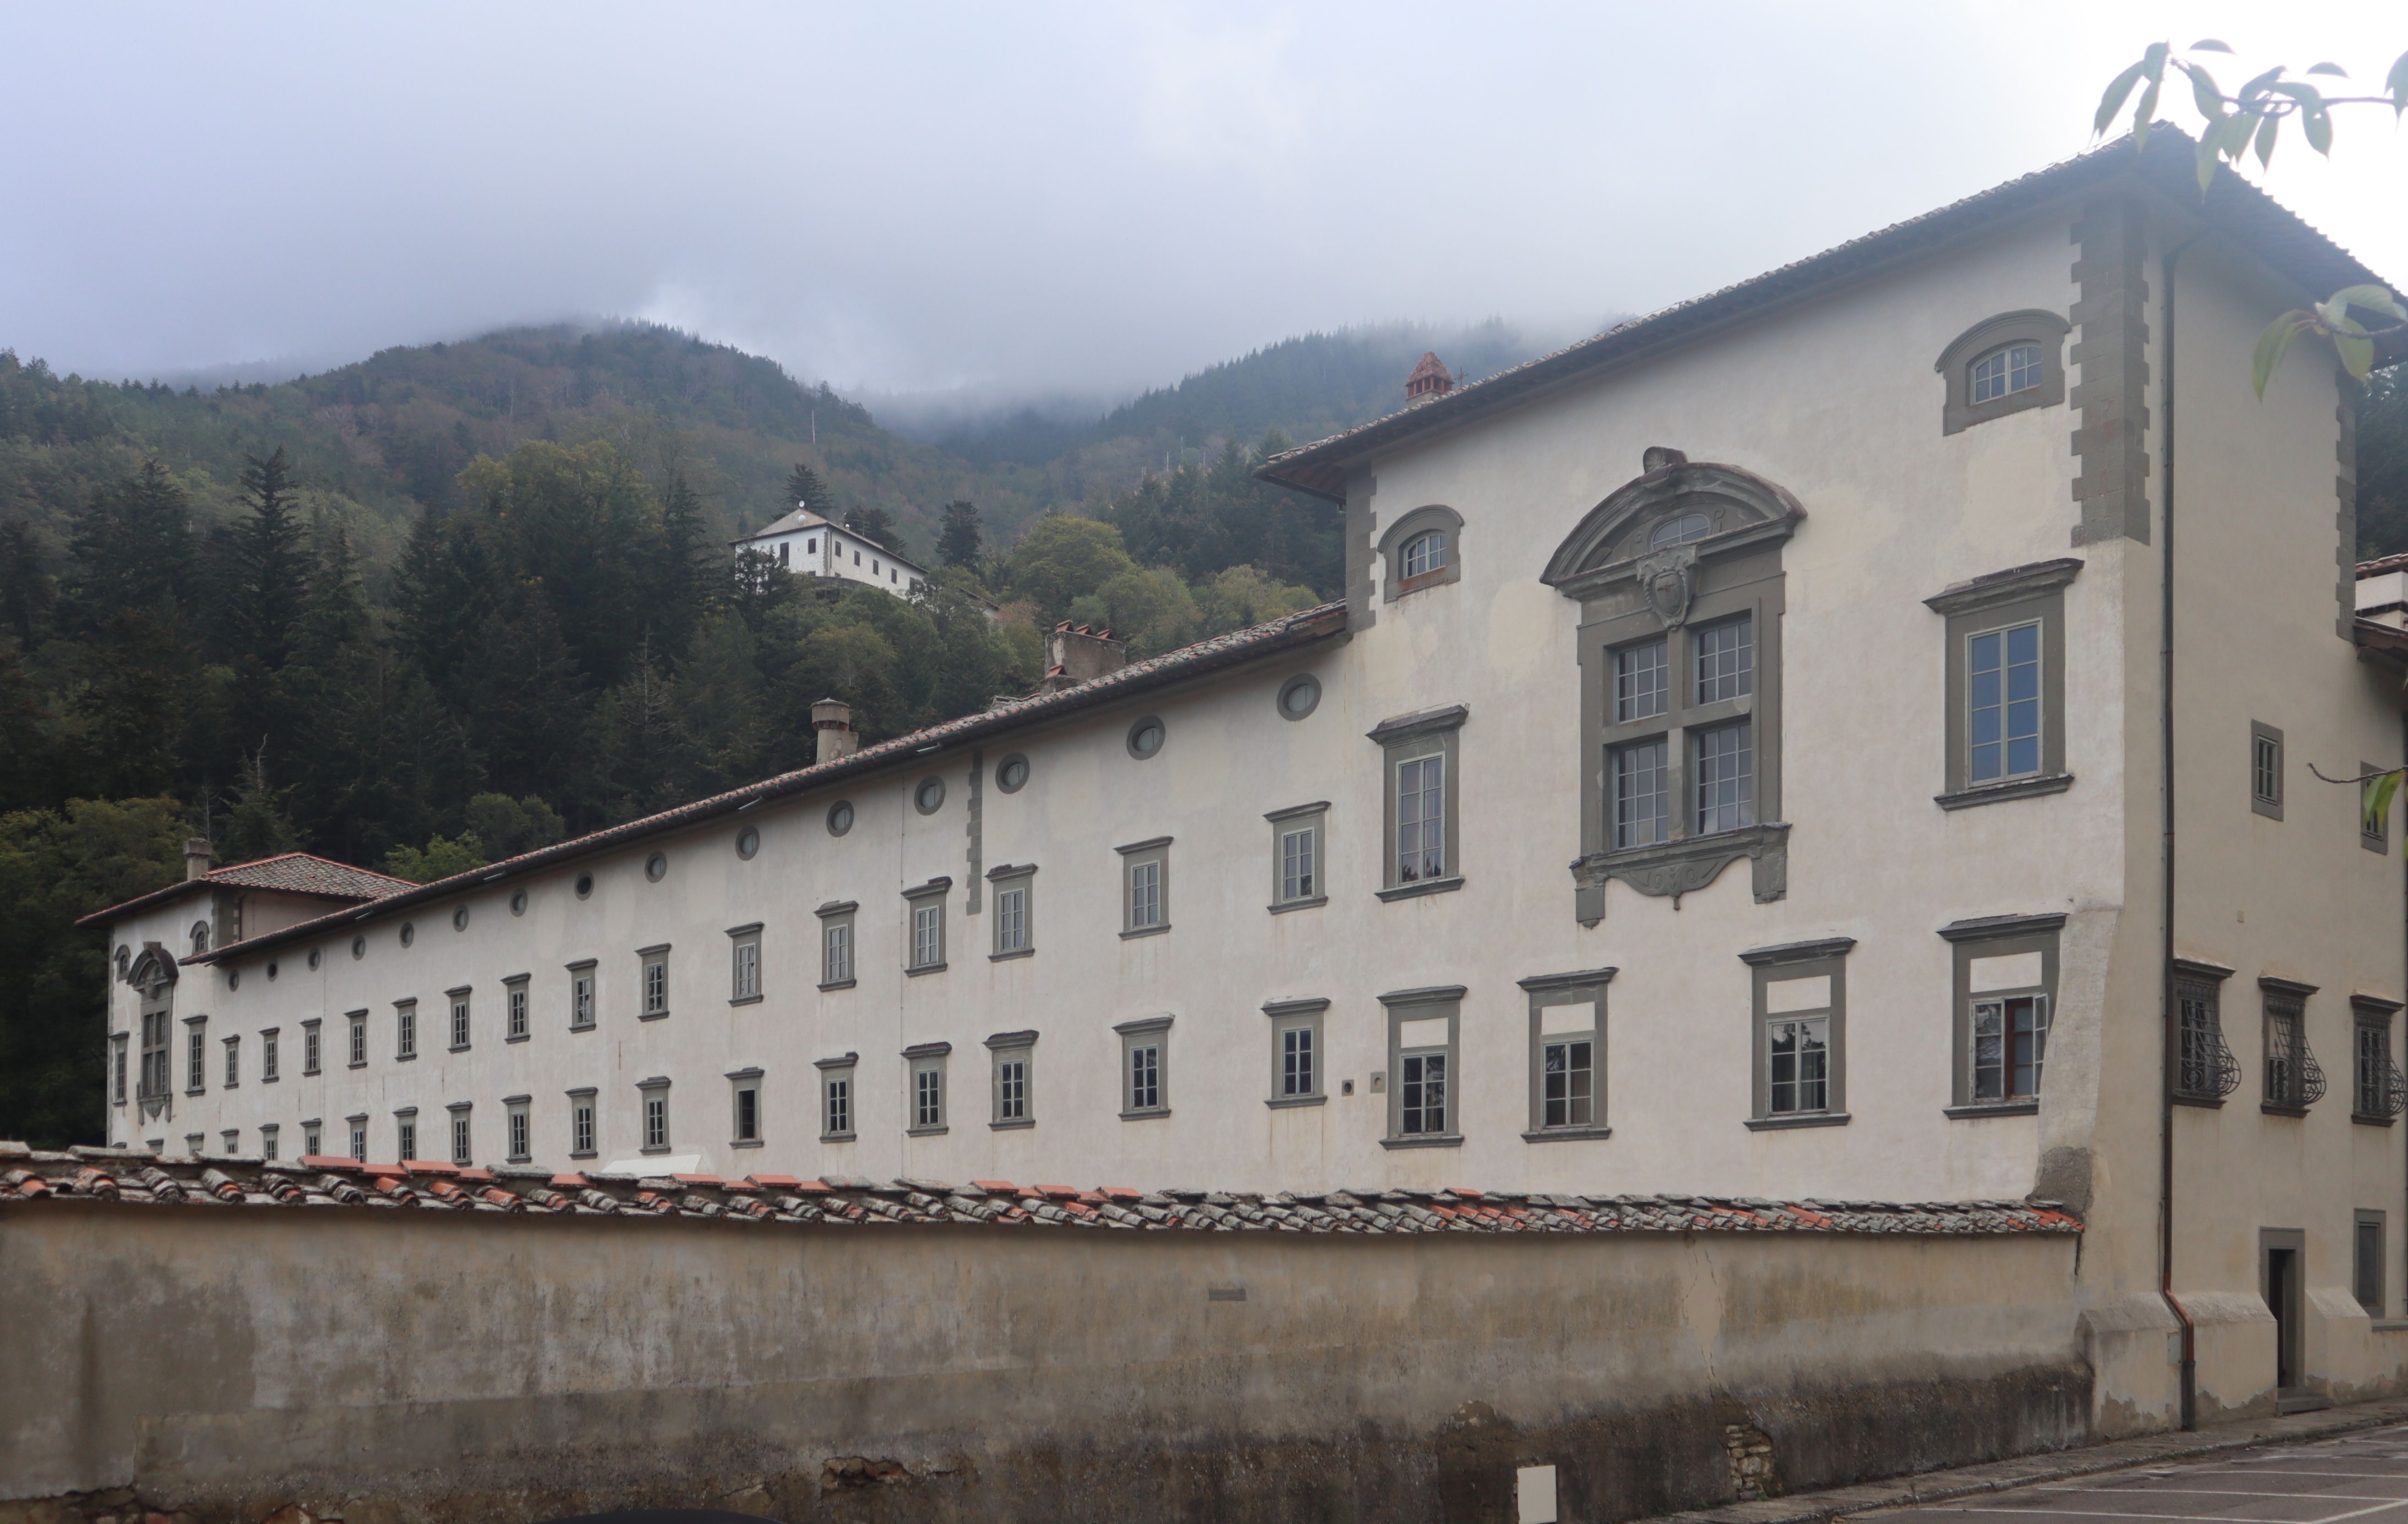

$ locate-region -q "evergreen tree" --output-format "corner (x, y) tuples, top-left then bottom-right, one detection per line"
(938, 500), (984, 568)
(844, 504), (898, 550)
(648, 473), (715, 660)
(219, 745), (302, 863)
(0, 518), (52, 647)
(225, 446), (308, 671)
(785, 461), (835, 517)
(62, 459), (192, 632)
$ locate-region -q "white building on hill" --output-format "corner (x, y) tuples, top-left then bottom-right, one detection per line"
(732, 506), (928, 597)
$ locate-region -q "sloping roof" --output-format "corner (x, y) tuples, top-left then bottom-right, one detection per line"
(182, 601), (1351, 966)
(0, 1144), (2083, 1238)
(2359, 554), (2408, 579)
(1257, 132), (2390, 502)
(76, 853), (414, 930)
(727, 506), (833, 544)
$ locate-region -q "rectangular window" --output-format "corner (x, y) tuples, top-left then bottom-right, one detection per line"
(1947, 919), (2062, 1111)
(1283, 1023), (1315, 1097)
(642, 1087), (669, 1151)
(730, 926), (763, 1001)
(2366, 763), (2392, 853)
(396, 1001), (417, 1060)
(1118, 842), (1170, 934)
(221, 1129), (239, 1155)
(187, 1023), (205, 1094)
(396, 1113), (418, 1161)
(1693, 721), (1754, 834)
(223, 1035), (240, 1088)
(1381, 992), (1460, 1143)
(909, 1054), (947, 1131)
(259, 1124), (278, 1161)
(1612, 738), (1669, 848)
(1693, 614), (1754, 704)
(2264, 993), (2315, 1110)
(731, 1074), (761, 1143)
(139, 1010), (168, 1099)
(1281, 825), (1315, 901)
(1967, 621), (2042, 783)
(569, 963), (597, 1028)
(989, 1039), (1034, 1126)
(1117, 1017), (1172, 1117)
(2251, 722), (2285, 820)
(1746, 943), (1849, 1125)
(1266, 804), (1327, 912)
(1127, 1042), (1161, 1112)
(111, 1037), (126, 1105)
(1264, 999), (1326, 1106)
(506, 1100), (530, 1163)
(449, 991), (471, 1050)
(1614, 638), (1668, 723)
(2176, 979), (2230, 1100)
(1970, 996), (2049, 1100)
(506, 979), (528, 1039)
(348, 1012), (368, 1067)
(450, 1109), (472, 1166)
(348, 1117), (367, 1161)
(261, 1029), (279, 1082)
(569, 1090), (596, 1157)
(913, 902), (943, 966)
(995, 883), (1030, 954)
(821, 1065), (855, 1139)
(1395, 752), (1446, 882)
(821, 911), (855, 986)
(2358, 1211), (2387, 1316)
(1542, 1040), (1593, 1128)
(302, 1019), (321, 1075)
(640, 948), (670, 1018)
(2357, 1003), (2403, 1119)
(302, 1120), (320, 1156)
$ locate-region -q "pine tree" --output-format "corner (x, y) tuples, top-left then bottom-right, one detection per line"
(845, 504), (898, 550)
(785, 461), (835, 517)
(219, 745), (302, 863)
(648, 473), (715, 660)
(226, 446), (308, 671)
(0, 518), (52, 647)
(937, 500), (984, 568)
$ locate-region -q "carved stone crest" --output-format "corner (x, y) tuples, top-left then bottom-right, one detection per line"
(1635, 545), (1698, 629)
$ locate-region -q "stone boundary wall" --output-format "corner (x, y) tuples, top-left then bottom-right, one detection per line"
(2, 1183), (2091, 1524)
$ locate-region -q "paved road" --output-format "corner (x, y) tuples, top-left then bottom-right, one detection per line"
(1883, 1424), (2408, 1524)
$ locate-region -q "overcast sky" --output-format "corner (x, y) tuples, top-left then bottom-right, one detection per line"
(4, 3), (2403, 402)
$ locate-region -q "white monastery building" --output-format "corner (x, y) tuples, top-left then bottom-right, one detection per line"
(82, 135), (2408, 1435)
(731, 504), (929, 596)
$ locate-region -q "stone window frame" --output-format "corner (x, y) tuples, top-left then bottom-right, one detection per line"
(816, 900), (858, 989)
(2172, 957), (2239, 1108)
(1378, 505), (1464, 602)
(727, 922), (764, 1005)
(995, 752), (1032, 793)
(110, 1033), (127, 1106)
(2353, 995), (2405, 1126)
(986, 1029), (1037, 1129)
(1266, 802), (1329, 913)
(446, 986), (473, 1052)
(903, 879), (951, 974)
(1520, 967), (1617, 1142)
(1927, 558), (2079, 808)
(346, 1009), (368, 1069)
(394, 1000), (418, 1062)
(567, 1089), (598, 1159)
(726, 1066), (765, 1149)
(257, 1122), (279, 1162)
(636, 1076), (671, 1154)
(2358, 1209), (2389, 1317)
(1377, 985), (1463, 1149)
(1939, 913), (2064, 1117)
(394, 1106), (419, 1163)
(346, 1113), (369, 1162)
(1369, 706), (1466, 901)
(2251, 722), (2285, 822)
(1935, 309), (2070, 435)
(566, 960), (598, 1030)
(1263, 997), (1328, 1109)
(300, 1119), (320, 1157)
(1741, 937), (1853, 1130)
(1116, 1015), (1173, 1120)
(260, 1026), (280, 1084)
(904, 1042), (950, 1135)
(221, 1032), (241, 1089)
(503, 975), (530, 1042)
(2261, 975), (2322, 1117)
(637, 945), (671, 1020)
(987, 865), (1036, 960)
(2366, 763), (2392, 855)
(1117, 838), (1172, 937)
(185, 1014), (207, 1094)
(1545, 459), (1799, 927)
(815, 1052), (859, 1141)
(503, 1095), (532, 1163)
(446, 1101), (474, 1167)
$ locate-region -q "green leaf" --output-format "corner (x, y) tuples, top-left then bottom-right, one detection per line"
(2238, 66), (2287, 104)
(2304, 105), (2333, 156)
(2195, 135), (2220, 194)
(2096, 60), (2150, 134)
(2177, 60), (2226, 118)
(2189, 39), (2234, 54)
(2368, 771), (2401, 840)
(2337, 284), (2408, 321)
(2254, 110), (2281, 168)
(2213, 107), (2257, 161)
(2306, 62), (2348, 77)
(2388, 50), (2408, 114)
(2338, 333), (2377, 381)
(2254, 314), (2309, 399)
(2134, 77), (2163, 149)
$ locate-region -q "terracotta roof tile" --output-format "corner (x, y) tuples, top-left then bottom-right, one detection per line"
(77, 853), (413, 928)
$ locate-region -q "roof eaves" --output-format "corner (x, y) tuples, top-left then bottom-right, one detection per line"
(188, 601), (1349, 966)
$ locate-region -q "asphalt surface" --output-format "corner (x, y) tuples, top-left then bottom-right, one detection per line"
(1888, 1423), (2408, 1524)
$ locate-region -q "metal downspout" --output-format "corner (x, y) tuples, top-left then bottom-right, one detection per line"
(2160, 229), (2209, 1432)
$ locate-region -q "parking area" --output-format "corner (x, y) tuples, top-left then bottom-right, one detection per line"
(1883, 1424), (2408, 1524)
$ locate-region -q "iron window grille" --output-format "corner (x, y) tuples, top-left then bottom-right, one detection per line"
(2175, 982), (2242, 1101)
(2263, 996), (2326, 1111)
(2357, 1019), (2408, 1119)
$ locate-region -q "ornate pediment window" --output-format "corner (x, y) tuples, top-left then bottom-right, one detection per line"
(1541, 451), (1802, 924)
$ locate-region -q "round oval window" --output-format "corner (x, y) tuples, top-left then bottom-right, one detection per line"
(351, 935), (367, 959)
(645, 852), (668, 882)
(1278, 673), (1321, 720)
(266, 961), (279, 980)
(736, 826), (760, 860)
(452, 905), (469, 931)
(827, 801), (855, 836)
(308, 947), (322, 970)
(1127, 718), (1166, 758)
(996, 754), (1030, 792)
(914, 777), (946, 814)
(228, 968), (240, 990)
(399, 922), (416, 947)
(575, 873), (594, 899)
(510, 890), (528, 916)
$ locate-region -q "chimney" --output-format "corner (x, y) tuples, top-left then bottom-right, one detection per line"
(183, 838), (214, 881)
(1045, 623), (1129, 689)
(811, 698), (859, 762)
(1405, 351), (1453, 407)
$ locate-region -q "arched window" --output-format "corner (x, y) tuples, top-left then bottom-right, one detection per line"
(1649, 512), (1713, 550)
(1402, 529), (1448, 579)
(1969, 343), (2042, 405)
(1378, 506), (1464, 602)
(190, 920), (210, 956)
